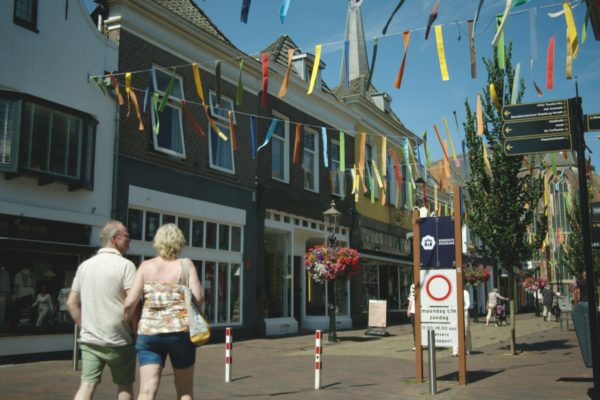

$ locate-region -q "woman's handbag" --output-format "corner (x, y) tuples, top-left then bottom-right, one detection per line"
(183, 286), (211, 346)
(181, 258), (211, 346)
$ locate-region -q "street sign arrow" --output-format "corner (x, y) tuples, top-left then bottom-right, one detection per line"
(502, 117), (571, 138)
(587, 114), (600, 131)
(503, 134), (572, 156)
(501, 99), (569, 122)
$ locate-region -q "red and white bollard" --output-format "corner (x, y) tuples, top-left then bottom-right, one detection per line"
(225, 327), (232, 383)
(314, 330), (322, 390)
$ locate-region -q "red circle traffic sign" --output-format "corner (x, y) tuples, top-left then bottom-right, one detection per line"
(425, 274), (452, 301)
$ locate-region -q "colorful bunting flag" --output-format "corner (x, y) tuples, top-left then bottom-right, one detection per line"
(434, 25), (449, 81)
(215, 61), (222, 106)
(321, 127), (328, 168)
(279, 0), (291, 24)
(257, 119), (278, 152)
(339, 131), (346, 172)
(228, 111), (237, 151)
(490, 83), (500, 111)
(425, 0), (440, 40)
(563, 3), (579, 58)
(492, 0), (513, 47)
(278, 48), (295, 98)
(476, 94), (484, 135)
(381, 137), (387, 176)
(511, 62), (521, 104)
(157, 70), (176, 112)
(293, 123), (302, 164)
(366, 37), (378, 90)
(250, 115), (257, 159)
(307, 44), (322, 95)
(262, 53), (269, 107)
(236, 58), (244, 106)
(109, 73), (124, 106)
(192, 63), (206, 105)
(395, 31), (410, 89)
(182, 100), (205, 137)
(443, 117), (459, 167)
(382, 0), (407, 35)
(546, 36), (555, 89)
(125, 73), (144, 132)
(241, 0), (251, 24)
(496, 15), (505, 70)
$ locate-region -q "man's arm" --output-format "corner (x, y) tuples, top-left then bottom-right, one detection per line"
(66, 290), (81, 326)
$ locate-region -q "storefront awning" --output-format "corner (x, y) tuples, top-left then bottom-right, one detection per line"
(360, 251), (413, 266)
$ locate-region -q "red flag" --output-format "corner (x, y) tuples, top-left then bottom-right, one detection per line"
(546, 37), (555, 90)
(262, 53), (269, 108)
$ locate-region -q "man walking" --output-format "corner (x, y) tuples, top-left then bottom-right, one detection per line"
(67, 221), (137, 400)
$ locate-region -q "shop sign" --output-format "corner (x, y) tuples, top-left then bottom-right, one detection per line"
(360, 227), (411, 256)
(419, 216), (455, 268)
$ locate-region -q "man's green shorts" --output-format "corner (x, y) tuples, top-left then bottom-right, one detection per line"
(80, 343), (136, 385)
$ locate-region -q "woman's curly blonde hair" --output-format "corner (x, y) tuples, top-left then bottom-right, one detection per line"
(153, 223), (186, 260)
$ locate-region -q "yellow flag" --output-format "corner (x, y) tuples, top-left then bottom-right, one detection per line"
(435, 25), (450, 81)
(372, 160), (384, 189)
(442, 117), (458, 165)
(192, 63), (206, 105)
(476, 94), (484, 135)
(563, 3), (579, 59)
(434, 184), (439, 214)
(490, 83), (500, 110)
(359, 133), (367, 192)
(566, 30), (573, 80)
(482, 142), (492, 177)
(307, 44), (322, 95)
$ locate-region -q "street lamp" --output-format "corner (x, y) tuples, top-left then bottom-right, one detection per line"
(323, 200), (341, 342)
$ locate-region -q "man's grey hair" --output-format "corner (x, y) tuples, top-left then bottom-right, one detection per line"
(100, 220), (124, 246)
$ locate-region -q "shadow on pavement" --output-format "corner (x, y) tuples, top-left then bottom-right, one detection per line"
(437, 368), (505, 383)
(512, 339), (575, 352)
(338, 336), (382, 342)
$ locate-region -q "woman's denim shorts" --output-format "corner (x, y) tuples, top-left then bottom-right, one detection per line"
(135, 332), (196, 369)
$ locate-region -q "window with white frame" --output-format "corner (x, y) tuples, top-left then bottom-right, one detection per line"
(365, 143), (378, 198)
(271, 112), (289, 182)
(208, 92), (235, 173)
(330, 140), (345, 197)
(201, 261), (242, 325)
(302, 127), (319, 192)
(151, 66), (186, 158)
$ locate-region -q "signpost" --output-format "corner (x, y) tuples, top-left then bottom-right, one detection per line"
(501, 99), (574, 156)
(592, 202), (600, 249)
(420, 269), (458, 349)
(587, 114), (600, 131)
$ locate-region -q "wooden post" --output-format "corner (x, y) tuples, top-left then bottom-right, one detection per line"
(412, 209), (423, 383)
(454, 186), (467, 385)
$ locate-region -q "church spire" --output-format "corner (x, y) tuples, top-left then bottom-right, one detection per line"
(339, 0), (370, 92)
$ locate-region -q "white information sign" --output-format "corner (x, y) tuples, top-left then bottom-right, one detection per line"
(419, 269), (458, 348)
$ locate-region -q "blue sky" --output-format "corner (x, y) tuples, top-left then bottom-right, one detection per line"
(86, 0), (600, 170)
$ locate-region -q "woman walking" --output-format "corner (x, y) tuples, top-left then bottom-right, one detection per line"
(124, 224), (204, 400)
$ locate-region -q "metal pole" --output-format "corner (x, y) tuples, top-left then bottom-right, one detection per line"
(574, 88), (600, 394)
(428, 329), (437, 395)
(328, 279), (337, 343)
(72, 324), (79, 371)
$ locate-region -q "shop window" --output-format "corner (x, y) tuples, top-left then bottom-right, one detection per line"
(362, 264), (379, 312)
(205, 222), (217, 249)
(330, 140), (345, 197)
(231, 226), (242, 252)
(208, 92), (235, 173)
(144, 212), (160, 242)
(200, 260), (242, 325)
(178, 217), (190, 245)
(0, 93), (96, 190)
(302, 128), (318, 192)
(191, 220), (204, 248)
(271, 112), (289, 183)
(218, 224), (229, 251)
(127, 208), (144, 240)
(162, 214), (176, 224)
(150, 66), (186, 158)
(13, 0), (38, 32)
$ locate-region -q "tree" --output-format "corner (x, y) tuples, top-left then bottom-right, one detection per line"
(462, 45), (545, 355)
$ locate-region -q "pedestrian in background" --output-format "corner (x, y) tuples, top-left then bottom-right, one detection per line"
(124, 223), (204, 400)
(407, 283), (416, 350)
(67, 221), (137, 400)
(485, 288), (508, 327)
(541, 285), (561, 322)
(453, 289), (473, 356)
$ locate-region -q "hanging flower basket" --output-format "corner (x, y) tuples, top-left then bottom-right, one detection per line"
(304, 245), (361, 284)
(522, 276), (547, 293)
(462, 264), (491, 286)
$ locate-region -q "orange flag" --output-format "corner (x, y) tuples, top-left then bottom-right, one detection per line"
(394, 32), (411, 89)
(359, 133), (367, 193)
(278, 48), (295, 98)
(228, 111), (237, 151)
(293, 123), (302, 164)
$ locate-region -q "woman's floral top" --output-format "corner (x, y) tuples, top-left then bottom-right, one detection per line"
(138, 283), (189, 335)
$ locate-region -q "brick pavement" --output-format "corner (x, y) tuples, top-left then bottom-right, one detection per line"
(0, 313), (594, 400)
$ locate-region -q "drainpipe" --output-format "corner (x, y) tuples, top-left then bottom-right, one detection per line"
(111, 97), (120, 220)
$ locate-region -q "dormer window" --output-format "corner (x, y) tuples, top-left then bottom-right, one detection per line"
(292, 53), (325, 91)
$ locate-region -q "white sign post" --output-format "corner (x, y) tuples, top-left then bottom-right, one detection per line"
(420, 269), (458, 349)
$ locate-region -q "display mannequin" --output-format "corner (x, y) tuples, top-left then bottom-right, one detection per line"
(57, 284), (71, 323)
(31, 286), (54, 326)
(13, 267), (35, 325)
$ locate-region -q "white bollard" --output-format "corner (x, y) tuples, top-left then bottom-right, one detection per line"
(225, 327), (232, 382)
(314, 330), (322, 390)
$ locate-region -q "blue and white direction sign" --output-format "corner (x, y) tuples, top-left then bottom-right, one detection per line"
(420, 217), (456, 269)
(420, 269), (458, 348)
